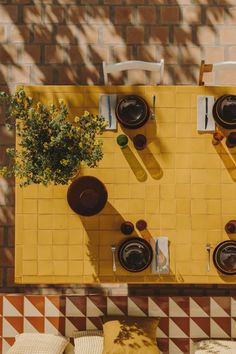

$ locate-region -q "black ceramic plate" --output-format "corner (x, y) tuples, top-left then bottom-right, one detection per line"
(67, 176), (108, 216)
(213, 95), (236, 129)
(213, 240), (236, 275)
(115, 95), (150, 129)
(118, 237), (153, 272)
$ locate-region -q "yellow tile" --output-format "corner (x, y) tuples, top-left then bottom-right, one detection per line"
(175, 154), (191, 168)
(38, 215), (53, 229)
(160, 200), (176, 214)
(157, 108), (176, 122)
(128, 199), (145, 213)
(176, 215), (191, 230)
(191, 199), (207, 214)
(114, 184), (130, 199)
(176, 261), (192, 275)
(114, 169), (130, 183)
(38, 246), (52, 260)
(99, 261), (113, 276)
(53, 261), (68, 275)
(52, 199), (69, 214)
(38, 185), (53, 198)
(23, 214), (37, 229)
(222, 200), (236, 214)
(68, 215), (83, 229)
(206, 184), (221, 199)
(176, 199), (191, 215)
(38, 260), (53, 275)
(191, 184), (206, 199)
(175, 169), (190, 183)
(68, 245), (83, 260)
(191, 215), (208, 229)
(176, 244), (191, 261)
(176, 108), (191, 123)
(23, 230), (38, 245)
(160, 215), (176, 229)
(23, 199), (38, 214)
(23, 246), (37, 260)
(191, 170), (207, 184)
(69, 230), (84, 245)
(146, 199), (159, 214)
(192, 230), (207, 244)
(145, 185), (159, 200)
(84, 230), (99, 245)
(176, 124), (193, 138)
(23, 184), (38, 198)
(191, 245), (207, 260)
(157, 92), (176, 107)
(23, 261), (37, 275)
(53, 215), (68, 229)
(81, 216), (99, 230)
(130, 184), (146, 199)
(52, 230), (69, 244)
(207, 200), (221, 214)
(221, 184), (236, 199)
(53, 245), (68, 260)
(207, 230), (223, 244)
(160, 184), (175, 199)
(38, 230), (53, 244)
(68, 261), (83, 275)
(175, 184), (191, 199)
(158, 123), (176, 138)
(191, 261), (208, 275)
(38, 199), (53, 214)
(207, 215), (222, 230)
(83, 260), (98, 276)
(175, 230), (191, 244)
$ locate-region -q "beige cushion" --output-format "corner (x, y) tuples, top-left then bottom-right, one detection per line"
(73, 330), (103, 338)
(7, 333), (68, 354)
(102, 317), (160, 354)
(64, 343), (75, 354)
(194, 340), (236, 353)
(74, 336), (103, 354)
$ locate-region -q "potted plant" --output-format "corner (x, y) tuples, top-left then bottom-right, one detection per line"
(0, 89), (106, 187)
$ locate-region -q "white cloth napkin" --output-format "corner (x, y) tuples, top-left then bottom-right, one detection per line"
(150, 236), (169, 274)
(99, 94), (117, 130)
(197, 95), (215, 132)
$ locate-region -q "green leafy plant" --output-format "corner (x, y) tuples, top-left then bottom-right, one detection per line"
(0, 89), (106, 187)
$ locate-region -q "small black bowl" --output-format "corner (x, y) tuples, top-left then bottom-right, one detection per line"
(118, 236), (153, 272)
(213, 95), (236, 129)
(115, 95), (150, 129)
(213, 240), (236, 275)
(67, 176), (108, 216)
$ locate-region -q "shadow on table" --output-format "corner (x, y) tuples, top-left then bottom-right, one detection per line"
(121, 146), (147, 182)
(137, 146), (163, 180)
(214, 142), (236, 182)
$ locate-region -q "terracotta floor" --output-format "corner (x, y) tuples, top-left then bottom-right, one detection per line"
(1, 1), (236, 293)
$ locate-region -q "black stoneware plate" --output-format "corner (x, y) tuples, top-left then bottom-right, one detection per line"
(213, 240), (236, 275)
(213, 95), (236, 129)
(115, 95), (150, 129)
(118, 236), (153, 272)
(67, 176), (108, 216)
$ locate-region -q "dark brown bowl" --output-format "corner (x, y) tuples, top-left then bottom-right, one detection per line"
(213, 95), (236, 129)
(213, 240), (236, 275)
(118, 236), (153, 272)
(115, 95), (150, 129)
(67, 176), (108, 216)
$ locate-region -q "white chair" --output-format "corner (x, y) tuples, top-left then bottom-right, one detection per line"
(199, 60), (236, 86)
(102, 60), (164, 85)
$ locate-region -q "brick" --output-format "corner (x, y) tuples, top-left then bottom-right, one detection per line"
(81, 0), (99, 3)
(30, 65), (53, 84)
(66, 45), (87, 64)
(114, 6), (134, 24)
(6, 267), (15, 287)
(174, 64), (198, 85)
(0, 5), (18, 23)
(67, 6), (87, 24)
(125, 0), (145, 3)
(182, 6), (202, 24)
(126, 26), (144, 44)
(20, 45), (41, 64)
(179, 46), (202, 64)
(78, 25), (99, 44)
(160, 6), (179, 24)
(87, 6), (110, 24)
(103, 26), (124, 44)
(0, 227), (4, 246)
(197, 26), (217, 45)
(137, 45), (156, 61)
(205, 46), (225, 62)
(226, 7), (236, 24)
(10, 66), (30, 85)
(56, 65), (78, 84)
(219, 27), (236, 45)
(56, 25), (78, 44)
(0, 268), (3, 287)
(44, 5), (65, 24)
(0, 247), (14, 266)
(206, 6), (225, 25)
(0, 44), (18, 64)
(44, 45), (66, 64)
(33, 25), (53, 44)
(150, 26), (169, 44)
(79, 64), (101, 84)
(10, 25), (31, 43)
(174, 26), (193, 44)
(87, 46), (109, 63)
(103, 0), (122, 4)
(23, 5), (42, 24)
(159, 46), (179, 64)
(0, 25), (6, 42)
(110, 45), (134, 61)
(137, 6), (156, 24)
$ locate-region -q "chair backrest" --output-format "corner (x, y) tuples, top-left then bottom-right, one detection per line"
(199, 60), (236, 86)
(102, 60), (164, 85)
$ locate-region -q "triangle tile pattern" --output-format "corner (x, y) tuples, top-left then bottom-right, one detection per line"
(0, 296), (235, 354)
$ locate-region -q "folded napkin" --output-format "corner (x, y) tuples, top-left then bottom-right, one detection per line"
(197, 95), (215, 132)
(150, 236), (169, 274)
(99, 94), (117, 130)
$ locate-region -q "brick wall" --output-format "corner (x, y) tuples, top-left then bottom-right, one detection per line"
(1, 0), (236, 294)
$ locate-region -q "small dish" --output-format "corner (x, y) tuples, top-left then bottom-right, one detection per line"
(213, 240), (236, 275)
(67, 176), (108, 216)
(115, 95), (150, 129)
(212, 95), (236, 129)
(118, 236), (153, 272)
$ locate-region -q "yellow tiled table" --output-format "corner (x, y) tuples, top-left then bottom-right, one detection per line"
(15, 85), (236, 284)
